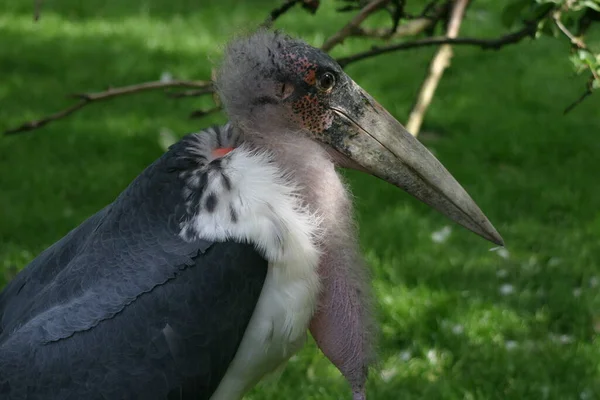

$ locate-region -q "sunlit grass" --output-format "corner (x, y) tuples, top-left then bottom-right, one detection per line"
(1, 0), (599, 399)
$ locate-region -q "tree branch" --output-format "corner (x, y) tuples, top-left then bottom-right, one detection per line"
(563, 78), (594, 114)
(10, 1), (568, 136)
(4, 80), (212, 135)
(406, 0), (469, 136)
(337, 23), (538, 67)
(419, 0), (442, 18)
(167, 86), (214, 98)
(5, 101), (89, 135)
(553, 10), (598, 113)
(321, 0), (391, 52)
(9, 0), (317, 136)
(553, 11), (585, 48)
(333, 0), (447, 43)
(348, 17), (434, 40)
(553, 11), (599, 83)
(261, 0), (301, 29)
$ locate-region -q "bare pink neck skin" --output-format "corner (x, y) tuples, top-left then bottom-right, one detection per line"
(309, 234), (375, 399)
(247, 131), (376, 398)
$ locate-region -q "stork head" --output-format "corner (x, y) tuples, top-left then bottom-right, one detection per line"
(216, 30), (503, 246)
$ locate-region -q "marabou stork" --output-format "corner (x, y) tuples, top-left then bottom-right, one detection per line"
(0, 31), (503, 400)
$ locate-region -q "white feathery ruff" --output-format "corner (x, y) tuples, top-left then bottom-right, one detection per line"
(179, 143), (324, 399)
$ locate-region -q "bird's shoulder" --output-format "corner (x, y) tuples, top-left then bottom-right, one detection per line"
(0, 124), (272, 399)
(0, 123), (245, 341)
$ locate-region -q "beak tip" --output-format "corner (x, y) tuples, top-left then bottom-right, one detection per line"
(490, 233), (505, 247)
(480, 223), (504, 247)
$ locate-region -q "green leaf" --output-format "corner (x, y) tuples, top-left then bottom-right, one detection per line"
(539, 18), (560, 37)
(524, 2), (555, 23)
(580, 0), (600, 12)
(578, 49), (596, 66)
(501, 0), (532, 28)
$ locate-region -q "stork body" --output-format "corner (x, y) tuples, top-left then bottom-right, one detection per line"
(0, 31), (503, 399)
(0, 124), (368, 400)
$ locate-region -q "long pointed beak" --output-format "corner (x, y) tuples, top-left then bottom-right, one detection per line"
(323, 79), (504, 246)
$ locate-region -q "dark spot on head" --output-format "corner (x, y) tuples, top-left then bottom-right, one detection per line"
(205, 193), (218, 213)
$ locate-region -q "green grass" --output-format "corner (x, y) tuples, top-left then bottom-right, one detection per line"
(1, 1), (600, 399)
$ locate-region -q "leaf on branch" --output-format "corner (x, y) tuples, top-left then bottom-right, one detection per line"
(576, 0), (600, 12)
(539, 18), (561, 37)
(501, 0), (530, 28)
(531, 2), (557, 21)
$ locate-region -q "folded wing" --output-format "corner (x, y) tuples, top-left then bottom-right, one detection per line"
(0, 127), (268, 400)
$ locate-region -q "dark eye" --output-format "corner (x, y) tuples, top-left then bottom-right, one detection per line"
(317, 72), (336, 92)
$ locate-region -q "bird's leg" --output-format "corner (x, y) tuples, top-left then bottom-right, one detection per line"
(309, 238), (375, 399)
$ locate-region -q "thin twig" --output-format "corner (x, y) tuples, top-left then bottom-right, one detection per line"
(406, 0), (469, 136)
(70, 80), (211, 101)
(34, 0), (43, 21)
(5, 101), (89, 135)
(349, 1), (447, 41)
(553, 11), (599, 83)
(553, 11), (585, 48)
(349, 17), (434, 40)
(261, 0), (301, 29)
(322, 0), (391, 52)
(4, 80), (211, 135)
(419, 0), (441, 18)
(167, 87), (214, 98)
(553, 10), (598, 112)
(337, 24), (538, 67)
(564, 78), (594, 114)
(388, 0), (406, 35)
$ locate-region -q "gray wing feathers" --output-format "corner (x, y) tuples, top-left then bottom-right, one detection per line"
(0, 126), (268, 399)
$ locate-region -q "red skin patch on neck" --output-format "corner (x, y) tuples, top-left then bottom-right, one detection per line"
(211, 147), (235, 158)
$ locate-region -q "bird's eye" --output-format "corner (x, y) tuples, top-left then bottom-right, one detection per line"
(317, 72), (336, 92)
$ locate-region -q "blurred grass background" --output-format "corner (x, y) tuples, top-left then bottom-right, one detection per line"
(1, 0), (599, 399)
